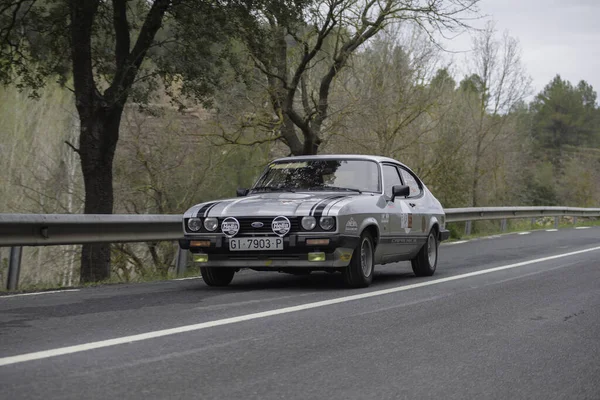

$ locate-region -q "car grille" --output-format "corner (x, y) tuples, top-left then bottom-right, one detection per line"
(219, 217), (301, 236)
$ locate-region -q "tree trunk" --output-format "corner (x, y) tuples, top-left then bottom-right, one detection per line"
(302, 132), (320, 155)
(281, 115), (304, 156)
(78, 102), (123, 283)
(471, 138), (483, 207)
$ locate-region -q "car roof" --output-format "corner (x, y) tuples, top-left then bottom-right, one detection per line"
(272, 154), (405, 166)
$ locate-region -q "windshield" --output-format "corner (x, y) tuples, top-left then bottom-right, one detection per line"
(252, 159), (381, 193)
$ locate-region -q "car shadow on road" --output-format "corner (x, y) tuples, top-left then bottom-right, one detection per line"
(198, 264), (418, 292)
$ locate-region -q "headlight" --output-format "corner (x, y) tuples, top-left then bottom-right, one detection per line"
(204, 217), (218, 231)
(319, 216), (335, 230)
(301, 216), (316, 230)
(187, 218), (202, 232)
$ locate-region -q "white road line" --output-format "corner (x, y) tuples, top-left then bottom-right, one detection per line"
(0, 289), (80, 299)
(518, 232), (531, 235)
(546, 229), (558, 232)
(2, 245), (600, 367)
(172, 277), (201, 281)
(575, 227), (591, 230)
(445, 240), (469, 245)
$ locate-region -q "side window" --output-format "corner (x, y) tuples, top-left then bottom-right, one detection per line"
(399, 167), (422, 197)
(382, 164), (402, 198)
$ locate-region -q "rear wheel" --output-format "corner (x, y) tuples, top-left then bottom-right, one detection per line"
(342, 231), (374, 288)
(200, 267), (235, 286)
(411, 230), (438, 277)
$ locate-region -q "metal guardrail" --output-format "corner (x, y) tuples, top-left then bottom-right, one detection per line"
(445, 206), (600, 223)
(1, 207), (599, 290)
(0, 214), (183, 247)
(445, 206), (600, 236)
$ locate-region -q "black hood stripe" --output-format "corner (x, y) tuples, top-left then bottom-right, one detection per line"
(309, 197), (331, 216)
(313, 195), (348, 218)
(308, 194), (346, 215)
(203, 202), (219, 217)
(324, 196), (352, 215)
(196, 202), (217, 218)
(309, 195), (345, 216)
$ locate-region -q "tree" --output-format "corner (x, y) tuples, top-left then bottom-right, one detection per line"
(338, 27), (442, 158)
(228, 0), (480, 156)
(459, 21), (531, 206)
(530, 75), (600, 153)
(0, 0), (228, 282)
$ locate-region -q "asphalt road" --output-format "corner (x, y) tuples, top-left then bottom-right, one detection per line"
(1, 227), (599, 399)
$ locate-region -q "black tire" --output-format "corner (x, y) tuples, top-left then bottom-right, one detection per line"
(200, 267), (235, 286)
(411, 229), (438, 277)
(342, 231), (375, 288)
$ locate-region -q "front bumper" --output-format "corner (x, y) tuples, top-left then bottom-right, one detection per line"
(439, 228), (450, 242)
(180, 234), (359, 268)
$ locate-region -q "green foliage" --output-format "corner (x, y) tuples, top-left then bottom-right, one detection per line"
(556, 155), (600, 207)
(0, 0), (70, 93)
(459, 73), (484, 95)
(431, 68), (456, 93)
(518, 162), (559, 206)
(530, 75), (600, 152)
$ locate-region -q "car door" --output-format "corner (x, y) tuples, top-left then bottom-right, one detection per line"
(398, 165), (428, 251)
(380, 163), (415, 259)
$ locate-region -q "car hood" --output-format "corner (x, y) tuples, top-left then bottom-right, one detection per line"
(186, 192), (361, 218)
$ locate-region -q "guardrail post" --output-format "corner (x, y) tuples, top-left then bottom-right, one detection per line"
(175, 248), (189, 277)
(465, 220), (472, 236)
(554, 216), (559, 229)
(7, 246), (23, 291)
(573, 216), (578, 225)
(501, 219), (507, 232)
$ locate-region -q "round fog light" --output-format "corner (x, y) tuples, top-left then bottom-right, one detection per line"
(319, 216), (335, 230)
(302, 216), (316, 230)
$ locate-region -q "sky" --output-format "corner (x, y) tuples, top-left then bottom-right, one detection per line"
(441, 0), (600, 100)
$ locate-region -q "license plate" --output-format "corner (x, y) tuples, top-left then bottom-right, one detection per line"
(229, 237), (284, 251)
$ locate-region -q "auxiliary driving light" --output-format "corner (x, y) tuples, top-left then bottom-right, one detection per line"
(193, 254), (209, 263)
(190, 240), (211, 247)
(308, 252), (326, 262)
(306, 239), (330, 246)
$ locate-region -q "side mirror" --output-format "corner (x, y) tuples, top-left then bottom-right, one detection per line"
(236, 188), (249, 197)
(391, 184), (410, 201)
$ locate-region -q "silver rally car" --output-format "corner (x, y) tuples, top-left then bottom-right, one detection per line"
(181, 155), (449, 288)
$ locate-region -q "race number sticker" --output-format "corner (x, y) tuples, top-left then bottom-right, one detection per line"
(400, 213), (408, 228)
(398, 201), (413, 231)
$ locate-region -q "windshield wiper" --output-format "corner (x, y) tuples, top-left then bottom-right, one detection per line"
(250, 186), (296, 193)
(311, 186), (362, 194)
(249, 186), (276, 192)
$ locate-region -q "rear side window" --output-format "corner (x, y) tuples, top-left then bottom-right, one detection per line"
(399, 167), (422, 197)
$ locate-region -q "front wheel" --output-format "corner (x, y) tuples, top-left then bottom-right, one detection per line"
(342, 231), (375, 288)
(200, 267), (235, 286)
(411, 230), (438, 277)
